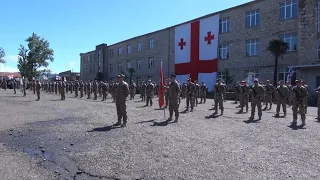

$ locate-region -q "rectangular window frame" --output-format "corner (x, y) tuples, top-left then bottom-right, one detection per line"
(148, 57), (154, 68)
(219, 44), (230, 59)
(127, 44), (131, 54)
(246, 9), (260, 27)
(280, 0), (298, 20)
(219, 17), (230, 33)
(149, 39), (154, 49)
(137, 42), (142, 52)
(280, 33), (297, 51)
(246, 39), (260, 56)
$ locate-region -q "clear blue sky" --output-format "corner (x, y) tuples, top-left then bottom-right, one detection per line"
(0, 0), (252, 73)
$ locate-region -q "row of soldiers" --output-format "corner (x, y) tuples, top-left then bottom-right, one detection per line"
(216, 78), (320, 127)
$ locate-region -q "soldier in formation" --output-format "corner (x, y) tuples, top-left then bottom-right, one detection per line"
(114, 74), (129, 127)
(101, 81), (108, 101)
(36, 80), (41, 101)
(248, 79), (264, 121)
(60, 80), (66, 100)
(274, 80), (289, 117)
(199, 81), (207, 104)
(129, 80), (137, 100)
(140, 81), (146, 101)
(145, 80), (154, 106)
(291, 79), (308, 127)
(237, 81), (249, 113)
(185, 78), (195, 112)
(213, 78), (226, 115)
(263, 80), (274, 110)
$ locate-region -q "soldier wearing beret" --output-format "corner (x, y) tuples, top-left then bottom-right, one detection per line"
(114, 74), (129, 127)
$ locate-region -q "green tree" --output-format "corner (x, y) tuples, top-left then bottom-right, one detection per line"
(224, 68), (234, 85)
(128, 68), (135, 85)
(0, 47), (5, 64)
(267, 39), (289, 86)
(17, 33), (54, 80)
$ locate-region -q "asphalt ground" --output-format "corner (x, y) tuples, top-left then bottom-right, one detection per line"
(0, 89), (319, 180)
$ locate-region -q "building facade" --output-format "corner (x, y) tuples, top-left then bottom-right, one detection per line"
(59, 70), (80, 81)
(80, 0), (320, 90)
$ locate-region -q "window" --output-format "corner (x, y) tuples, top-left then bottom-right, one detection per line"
(244, 70), (259, 86)
(137, 42), (142, 52)
(149, 39), (154, 49)
(280, 33), (297, 51)
(318, 40), (320, 60)
(148, 57), (154, 68)
(246, 9), (260, 27)
(117, 48), (122, 56)
(219, 44), (229, 59)
(117, 63), (122, 71)
(217, 72), (226, 82)
(127, 44), (131, 54)
(278, 68), (289, 81)
(137, 60), (142, 69)
(219, 17), (230, 33)
(246, 39), (259, 56)
(127, 61), (131, 69)
(280, 0), (297, 20)
(109, 50), (114, 58)
(109, 64), (113, 72)
(318, 2), (320, 32)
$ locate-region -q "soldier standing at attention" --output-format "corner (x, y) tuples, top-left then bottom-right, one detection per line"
(234, 81), (241, 104)
(36, 80), (41, 101)
(13, 80), (17, 94)
(249, 79), (264, 121)
(238, 81), (249, 113)
(199, 81), (207, 104)
(274, 80), (289, 117)
(114, 74), (129, 127)
(92, 80), (98, 100)
(145, 80), (154, 106)
(301, 81), (309, 114)
(185, 78), (196, 112)
(286, 81), (292, 107)
(74, 80), (79, 97)
(166, 74), (180, 122)
(60, 80), (66, 100)
(263, 80), (274, 110)
(54, 81), (58, 94)
(140, 81), (146, 101)
(101, 81), (108, 101)
(79, 80), (84, 98)
(291, 79), (308, 127)
(194, 80), (200, 106)
(213, 79), (226, 115)
(87, 81), (92, 99)
(129, 80), (137, 100)
(315, 86), (320, 121)
(98, 81), (102, 97)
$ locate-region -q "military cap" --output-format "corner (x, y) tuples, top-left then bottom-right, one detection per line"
(148, 79), (151, 82)
(295, 79), (301, 83)
(241, 80), (246, 83)
(254, 79), (258, 82)
(266, 80), (270, 82)
(171, 74), (176, 77)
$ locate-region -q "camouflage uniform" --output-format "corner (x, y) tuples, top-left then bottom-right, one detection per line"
(36, 80), (41, 101)
(194, 81), (200, 106)
(291, 80), (308, 126)
(145, 80), (154, 106)
(60, 81), (66, 100)
(92, 80), (98, 100)
(249, 80), (264, 120)
(101, 82), (108, 101)
(199, 82), (207, 103)
(167, 75), (180, 122)
(238, 81), (249, 113)
(129, 81), (137, 100)
(114, 74), (129, 127)
(213, 79), (226, 115)
(140, 82), (146, 101)
(185, 78), (196, 111)
(74, 81), (79, 97)
(263, 81), (274, 110)
(87, 81), (92, 99)
(274, 81), (289, 117)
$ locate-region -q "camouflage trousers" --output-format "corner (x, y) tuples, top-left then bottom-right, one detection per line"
(251, 97), (262, 118)
(116, 100), (127, 122)
(169, 98), (179, 119)
(239, 94), (249, 112)
(276, 98), (286, 115)
(186, 94), (194, 110)
(292, 100), (306, 124)
(214, 95), (224, 113)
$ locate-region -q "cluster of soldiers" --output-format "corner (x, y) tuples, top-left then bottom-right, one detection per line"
(5, 75), (320, 128)
(229, 78), (320, 127)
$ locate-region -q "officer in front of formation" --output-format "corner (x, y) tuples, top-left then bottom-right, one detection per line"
(291, 79), (308, 127)
(113, 74), (129, 127)
(213, 78), (226, 115)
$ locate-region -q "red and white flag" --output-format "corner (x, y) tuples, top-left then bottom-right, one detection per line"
(158, 60), (166, 108)
(174, 14), (219, 91)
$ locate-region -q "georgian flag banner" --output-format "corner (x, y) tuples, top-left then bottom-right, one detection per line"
(174, 14), (219, 91)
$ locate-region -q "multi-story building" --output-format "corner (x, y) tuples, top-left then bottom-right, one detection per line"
(80, 0), (320, 90)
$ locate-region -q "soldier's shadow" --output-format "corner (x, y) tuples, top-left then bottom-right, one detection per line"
(205, 114), (221, 119)
(87, 125), (121, 132)
(288, 124), (306, 130)
(50, 99), (62, 101)
(243, 119), (261, 123)
(151, 120), (174, 127)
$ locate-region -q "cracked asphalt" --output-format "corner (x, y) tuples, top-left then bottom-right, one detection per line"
(0, 89), (320, 180)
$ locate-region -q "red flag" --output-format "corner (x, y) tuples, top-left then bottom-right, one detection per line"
(158, 60), (166, 108)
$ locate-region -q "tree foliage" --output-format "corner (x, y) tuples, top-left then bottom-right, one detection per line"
(267, 39), (289, 86)
(17, 33), (54, 80)
(0, 47), (5, 64)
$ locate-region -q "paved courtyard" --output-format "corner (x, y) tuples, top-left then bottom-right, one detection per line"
(0, 89), (320, 180)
